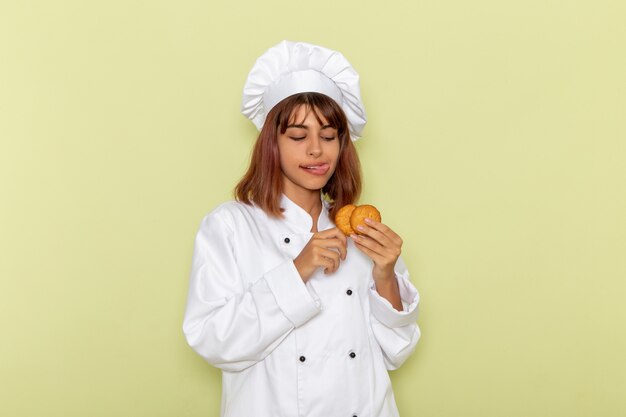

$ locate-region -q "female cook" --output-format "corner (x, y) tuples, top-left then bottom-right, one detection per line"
(183, 40), (420, 417)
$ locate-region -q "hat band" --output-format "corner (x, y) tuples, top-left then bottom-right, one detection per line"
(263, 70), (343, 113)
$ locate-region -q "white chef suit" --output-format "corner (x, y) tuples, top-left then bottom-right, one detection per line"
(183, 194), (420, 417)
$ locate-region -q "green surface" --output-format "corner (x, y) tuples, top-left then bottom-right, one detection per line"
(1, 0), (625, 416)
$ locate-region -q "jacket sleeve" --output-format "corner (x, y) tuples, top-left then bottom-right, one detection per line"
(182, 209), (322, 372)
(368, 256), (421, 370)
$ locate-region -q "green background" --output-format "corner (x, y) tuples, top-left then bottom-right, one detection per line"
(1, 0), (625, 416)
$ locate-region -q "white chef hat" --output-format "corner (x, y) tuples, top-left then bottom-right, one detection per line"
(241, 40), (367, 141)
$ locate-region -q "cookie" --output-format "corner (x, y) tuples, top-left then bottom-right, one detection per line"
(334, 204), (356, 235)
(350, 205), (381, 234)
(334, 204), (382, 236)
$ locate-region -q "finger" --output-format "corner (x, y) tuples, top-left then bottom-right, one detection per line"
(353, 232), (402, 262)
(317, 247), (341, 273)
(354, 227), (401, 261)
(312, 235), (347, 260)
(322, 256), (338, 274)
(311, 248), (336, 274)
(351, 234), (385, 258)
(316, 227), (348, 244)
(319, 257), (335, 275)
(354, 224), (395, 249)
(352, 237), (386, 265)
(364, 218), (403, 247)
(329, 229), (348, 255)
(330, 239), (347, 260)
(353, 238), (398, 273)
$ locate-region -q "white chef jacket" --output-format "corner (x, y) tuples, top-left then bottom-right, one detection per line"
(183, 194), (420, 417)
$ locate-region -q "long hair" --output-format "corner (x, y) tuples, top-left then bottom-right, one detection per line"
(235, 92), (362, 219)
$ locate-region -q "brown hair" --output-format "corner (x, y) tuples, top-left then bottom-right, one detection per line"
(234, 92), (362, 219)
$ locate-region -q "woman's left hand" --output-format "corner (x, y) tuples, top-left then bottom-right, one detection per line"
(351, 218), (404, 311)
(351, 218), (403, 284)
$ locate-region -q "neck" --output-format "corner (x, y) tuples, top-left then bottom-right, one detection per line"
(282, 186), (322, 231)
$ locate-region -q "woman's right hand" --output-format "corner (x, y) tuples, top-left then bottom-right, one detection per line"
(293, 228), (347, 282)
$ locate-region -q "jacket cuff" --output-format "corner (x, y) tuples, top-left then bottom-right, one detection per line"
(369, 269), (419, 328)
(264, 260), (321, 327)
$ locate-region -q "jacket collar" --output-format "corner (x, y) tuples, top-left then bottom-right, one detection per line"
(280, 193), (333, 233)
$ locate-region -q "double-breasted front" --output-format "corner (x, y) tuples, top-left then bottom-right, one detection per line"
(183, 195), (420, 417)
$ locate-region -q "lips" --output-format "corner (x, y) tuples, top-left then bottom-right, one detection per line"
(300, 163), (330, 176)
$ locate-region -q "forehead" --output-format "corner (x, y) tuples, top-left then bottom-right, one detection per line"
(288, 104), (330, 127)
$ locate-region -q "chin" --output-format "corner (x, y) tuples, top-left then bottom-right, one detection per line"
(305, 182), (328, 191)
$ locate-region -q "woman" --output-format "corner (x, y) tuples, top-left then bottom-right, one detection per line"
(183, 40), (420, 417)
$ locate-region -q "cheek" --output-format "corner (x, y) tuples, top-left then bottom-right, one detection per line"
(327, 142), (341, 165)
(278, 152), (290, 173)
(277, 140), (293, 169)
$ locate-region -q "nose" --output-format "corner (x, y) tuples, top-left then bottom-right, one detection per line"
(307, 137), (322, 158)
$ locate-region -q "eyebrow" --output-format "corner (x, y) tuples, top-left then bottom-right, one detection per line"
(286, 124), (335, 129)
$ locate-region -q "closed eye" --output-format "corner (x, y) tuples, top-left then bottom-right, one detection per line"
(289, 136), (306, 141)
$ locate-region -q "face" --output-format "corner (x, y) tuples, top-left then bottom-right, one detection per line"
(277, 105), (340, 198)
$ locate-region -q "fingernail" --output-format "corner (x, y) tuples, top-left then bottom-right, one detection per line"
(365, 218), (372, 224)
(350, 234), (358, 240)
(357, 225), (365, 231)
